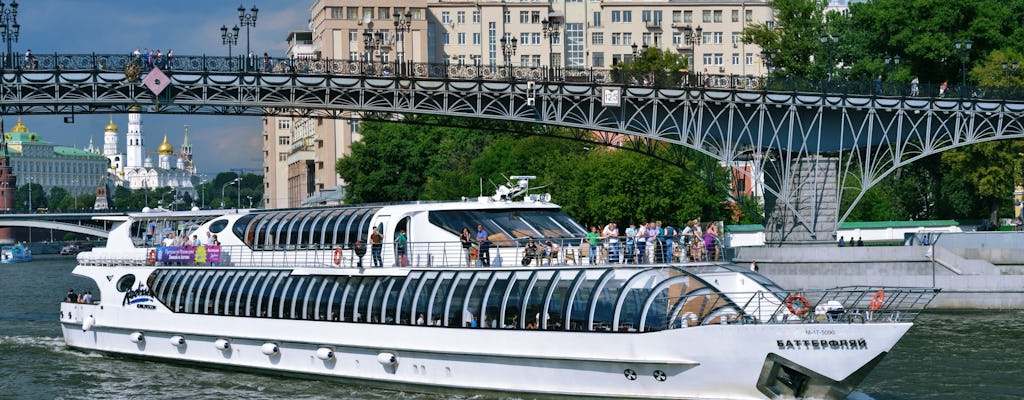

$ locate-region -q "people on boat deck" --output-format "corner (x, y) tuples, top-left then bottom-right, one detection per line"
(586, 226), (600, 265)
(459, 227), (473, 268)
(395, 229), (409, 267)
(523, 237), (539, 266)
(81, 291), (92, 304)
(370, 227), (383, 267)
(353, 241), (367, 268)
(162, 233), (176, 247)
(476, 224), (491, 266)
(66, 289), (77, 303)
(416, 313), (425, 325)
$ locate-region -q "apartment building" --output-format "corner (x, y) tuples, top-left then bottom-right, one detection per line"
(264, 0), (773, 209)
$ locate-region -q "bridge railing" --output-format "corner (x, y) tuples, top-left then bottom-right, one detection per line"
(6, 52), (1024, 101)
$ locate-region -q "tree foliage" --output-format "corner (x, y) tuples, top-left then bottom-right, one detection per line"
(741, 0), (829, 79)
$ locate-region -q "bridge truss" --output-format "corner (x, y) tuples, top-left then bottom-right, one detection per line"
(4, 54), (1024, 244)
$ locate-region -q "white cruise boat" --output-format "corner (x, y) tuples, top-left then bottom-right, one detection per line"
(61, 180), (937, 399)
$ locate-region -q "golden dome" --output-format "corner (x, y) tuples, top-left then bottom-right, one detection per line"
(128, 105), (142, 112)
(104, 116), (119, 132)
(11, 117), (28, 133)
(157, 134), (174, 155)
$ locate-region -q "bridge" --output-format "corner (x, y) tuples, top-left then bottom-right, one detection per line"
(0, 212), (124, 239)
(4, 53), (1024, 245)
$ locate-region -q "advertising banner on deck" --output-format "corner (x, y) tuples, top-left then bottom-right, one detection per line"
(155, 246), (222, 264)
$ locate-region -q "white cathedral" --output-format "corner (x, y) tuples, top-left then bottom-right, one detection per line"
(103, 106), (198, 195)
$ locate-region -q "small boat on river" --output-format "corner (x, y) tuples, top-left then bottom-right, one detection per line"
(1, 243), (32, 263)
(60, 178), (939, 399)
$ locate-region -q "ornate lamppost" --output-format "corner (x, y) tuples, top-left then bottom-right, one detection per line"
(1002, 59), (1018, 88)
(0, 0), (18, 69)
(501, 35), (518, 79)
(220, 24), (240, 58)
(820, 33), (839, 80)
(541, 18), (560, 79)
(393, 11), (412, 75)
(237, 4), (258, 57)
(363, 29), (385, 69)
(955, 39), (972, 94)
(681, 25), (703, 74)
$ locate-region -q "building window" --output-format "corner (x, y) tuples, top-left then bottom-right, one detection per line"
(622, 32), (632, 45)
(732, 32), (740, 45)
(328, 7), (343, 19)
(504, 10), (510, 24)
(471, 55), (481, 65)
(458, 33), (466, 44)
(278, 136), (289, 145)
(279, 153), (287, 161)
(746, 10), (753, 22)
(473, 33), (481, 45)
(713, 10), (723, 23)
(593, 12), (601, 27)
(714, 53), (723, 65)
(746, 53), (754, 65)
(591, 32), (604, 45)
(611, 32), (621, 46)
(472, 10), (480, 23)
(732, 53), (740, 65)
(346, 7), (358, 20)
(443, 32), (450, 45)
(684, 11), (692, 23)
(457, 11), (465, 24)
(441, 11), (451, 24)
(713, 32), (723, 44)
(349, 29), (358, 42)
(703, 53), (713, 66)
(732, 10), (739, 23)
(531, 11), (541, 24)
(278, 119), (291, 130)
(672, 32), (682, 46)
(592, 52), (604, 67)
(622, 11), (632, 23)
(531, 32), (541, 45)
(566, 23), (584, 68)
(520, 11), (529, 24)
(642, 32), (651, 46)
(611, 11), (621, 23)
(702, 10), (711, 23)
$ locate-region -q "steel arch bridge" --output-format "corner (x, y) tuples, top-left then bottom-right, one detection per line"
(4, 53), (1024, 245)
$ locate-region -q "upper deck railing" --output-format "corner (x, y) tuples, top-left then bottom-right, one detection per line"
(5, 52), (1021, 101)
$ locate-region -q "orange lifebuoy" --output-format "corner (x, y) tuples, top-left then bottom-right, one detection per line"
(785, 294), (810, 316)
(147, 249), (156, 265)
(870, 290), (885, 311)
(332, 248), (342, 265)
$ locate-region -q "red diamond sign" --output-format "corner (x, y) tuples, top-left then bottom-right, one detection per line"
(143, 67), (170, 96)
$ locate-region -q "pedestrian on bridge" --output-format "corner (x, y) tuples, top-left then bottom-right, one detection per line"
(875, 75), (883, 95)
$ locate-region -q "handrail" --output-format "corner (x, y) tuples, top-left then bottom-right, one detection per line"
(3, 52), (1020, 101)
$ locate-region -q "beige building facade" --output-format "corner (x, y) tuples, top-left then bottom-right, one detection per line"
(264, 0), (773, 209)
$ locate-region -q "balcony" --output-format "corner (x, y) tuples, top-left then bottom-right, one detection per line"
(645, 21), (663, 29)
(671, 22), (690, 29)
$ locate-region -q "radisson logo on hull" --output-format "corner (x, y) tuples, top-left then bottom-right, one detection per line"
(777, 338), (867, 350)
(122, 283), (157, 310)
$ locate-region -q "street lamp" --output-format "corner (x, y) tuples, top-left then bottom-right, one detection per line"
(220, 24), (240, 58)
(0, 0), (18, 69)
(72, 179), (78, 210)
(500, 35), (518, 79)
(820, 33), (839, 80)
(1002, 59), (1018, 88)
(237, 4), (258, 57)
(236, 177), (242, 209)
(246, 195), (253, 208)
(221, 177), (240, 209)
(26, 176), (31, 213)
(393, 11), (412, 75)
(955, 39), (972, 93)
(681, 25), (703, 74)
(362, 29), (386, 65)
(541, 18), (560, 78)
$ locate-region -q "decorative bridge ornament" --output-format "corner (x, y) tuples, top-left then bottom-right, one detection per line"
(4, 53), (1024, 245)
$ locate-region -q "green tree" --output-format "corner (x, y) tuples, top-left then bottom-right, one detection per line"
(741, 0), (829, 79)
(614, 46), (689, 86)
(941, 141), (1024, 222)
(17, 182), (47, 212)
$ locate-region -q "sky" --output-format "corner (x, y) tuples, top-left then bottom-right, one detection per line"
(5, 1), (314, 178)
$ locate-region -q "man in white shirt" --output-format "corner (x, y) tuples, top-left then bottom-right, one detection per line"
(601, 223), (619, 264)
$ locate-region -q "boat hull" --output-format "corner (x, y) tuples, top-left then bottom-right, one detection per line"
(61, 300), (910, 399)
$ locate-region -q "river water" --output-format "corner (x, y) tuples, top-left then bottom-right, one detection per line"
(1, 256), (1020, 399)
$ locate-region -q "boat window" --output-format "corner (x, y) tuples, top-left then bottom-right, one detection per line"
(340, 276), (362, 322)
(569, 269), (610, 331)
(330, 209), (357, 247)
(524, 270), (556, 329)
(397, 271), (424, 325)
(325, 277), (347, 321)
(236, 271), (265, 316)
(463, 272), (490, 328)
(502, 271), (534, 329)
(215, 271), (240, 315)
(190, 271), (215, 314)
(312, 210), (338, 248)
(255, 216), (279, 250)
(196, 271), (223, 314)
(411, 271), (439, 325)
(292, 211), (317, 248)
(615, 270), (664, 332)
(428, 209), (588, 245)
(274, 212), (303, 249)
(355, 278), (377, 322)
(254, 271), (285, 318)
(546, 270), (580, 330)
(428, 272), (456, 326)
(482, 271), (512, 329)
(382, 277), (403, 324)
(171, 270), (198, 313)
(299, 276), (323, 320)
(276, 276), (301, 318)
(209, 218), (229, 234)
(152, 269), (178, 300)
(591, 269), (635, 332)
(445, 273), (473, 327)
(313, 277), (335, 320)
(365, 277), (387, 324)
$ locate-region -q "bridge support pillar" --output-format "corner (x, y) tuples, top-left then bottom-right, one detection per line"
(763, 156), (839, 246)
